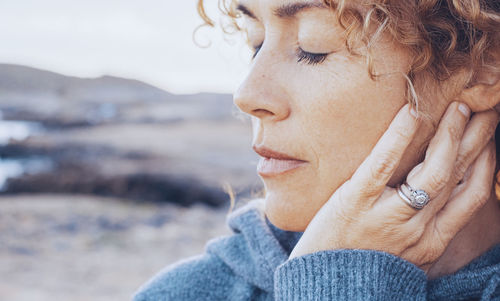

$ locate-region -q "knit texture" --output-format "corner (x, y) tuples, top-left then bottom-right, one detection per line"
(132, 199), (500, 300)
(275, 250), (427, 300)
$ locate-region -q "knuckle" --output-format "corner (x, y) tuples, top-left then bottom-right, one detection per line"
(477, 118), (497, 140)
(372, 151), (399, 179)
(395, 126), (413, 141)
(452, 155), (469, 182)
(445, 121), (462, 141)
(426, 167), (450, 192)
(470, 186), (491, 208)
(336, 209), (355, 226)
(358, 184), (380, 200)
(405, 226), (424, 245)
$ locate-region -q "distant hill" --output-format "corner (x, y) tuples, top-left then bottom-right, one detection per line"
(0, 64), (237, 123)
(0, 64), (172, 102)
(0, 63), (234, 104)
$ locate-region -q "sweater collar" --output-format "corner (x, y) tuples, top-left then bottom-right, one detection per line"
(427, 243), (500, 300)
(208, 199), (500, 298)
(206, 199), (291, 292)
(262, 201), (500, 299)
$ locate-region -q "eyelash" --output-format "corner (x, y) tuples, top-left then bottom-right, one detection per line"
(252, 43), (329, 65)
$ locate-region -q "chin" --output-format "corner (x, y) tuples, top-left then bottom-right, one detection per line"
(263, 191), (314, 232)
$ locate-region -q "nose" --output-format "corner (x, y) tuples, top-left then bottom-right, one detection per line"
(233, 50), (291, 121)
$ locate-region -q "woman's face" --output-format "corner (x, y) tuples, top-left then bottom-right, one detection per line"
(233, 0), (448, 231)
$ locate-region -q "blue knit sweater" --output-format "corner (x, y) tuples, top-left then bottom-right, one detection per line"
(132, 199), (500, 300)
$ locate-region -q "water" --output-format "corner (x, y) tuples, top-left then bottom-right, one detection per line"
(0, 115), (50, 190)
(0, 120), (44, 145)
(0, 158), (54, 190)
(0, 160), (24, 189)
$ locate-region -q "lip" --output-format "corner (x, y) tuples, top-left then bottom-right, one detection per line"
(253, 145), (307, 177)
(253, 145), (305, 161)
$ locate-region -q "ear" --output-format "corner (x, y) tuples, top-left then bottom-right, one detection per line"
(456, 70), (500, 112)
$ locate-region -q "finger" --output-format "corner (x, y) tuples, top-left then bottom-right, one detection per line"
(434, 140), (496, 243)
(415, 109), (498, 219)
(348, 104), (419, 203)
(447, 157), (474, 201)
(404, 108), (498, 186)
(406, 102), (470, 209)
(451, 109), (500, 185)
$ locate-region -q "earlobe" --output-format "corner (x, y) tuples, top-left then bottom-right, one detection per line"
(457, 75), (500, 113)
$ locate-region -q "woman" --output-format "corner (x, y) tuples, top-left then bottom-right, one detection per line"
(134, 0), (500, 300)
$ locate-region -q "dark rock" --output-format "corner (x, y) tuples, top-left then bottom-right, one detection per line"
(0, 64), (258, 207)
(2, 171), (229, 207)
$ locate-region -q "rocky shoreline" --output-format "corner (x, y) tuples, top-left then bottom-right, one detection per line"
(0, 64), (262, 206)
(0, 64), (264, 300)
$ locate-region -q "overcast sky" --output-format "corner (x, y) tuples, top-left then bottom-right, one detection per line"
(0, 0), (252, 94)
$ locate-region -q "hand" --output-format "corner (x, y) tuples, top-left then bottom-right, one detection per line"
(289, 102), (500, 272)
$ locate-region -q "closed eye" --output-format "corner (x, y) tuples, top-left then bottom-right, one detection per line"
(296, 47), (329, 65)
(252, 43), (330, 65)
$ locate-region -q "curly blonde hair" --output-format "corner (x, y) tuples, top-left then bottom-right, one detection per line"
(197, 0), (500, 204)
(197, 0), (499, 106)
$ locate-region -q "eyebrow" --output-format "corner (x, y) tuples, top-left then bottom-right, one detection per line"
(236, 1), (328, 20)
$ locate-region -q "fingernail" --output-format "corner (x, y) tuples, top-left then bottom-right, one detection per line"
(458, 103), (470, 118)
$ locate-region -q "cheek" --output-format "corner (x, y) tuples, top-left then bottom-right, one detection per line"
(289, 58), (407, 211)
(294, 57), (407, 165)
(266, 51), (410, 231)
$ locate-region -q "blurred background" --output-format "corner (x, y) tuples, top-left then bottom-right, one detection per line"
(0, 1), (262, 300)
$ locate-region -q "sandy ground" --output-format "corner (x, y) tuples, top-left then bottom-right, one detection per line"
(0, 64), (259, 300)
(0, 194), (236, 301)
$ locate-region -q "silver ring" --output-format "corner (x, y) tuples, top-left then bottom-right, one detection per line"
(397, 182), (430, 210)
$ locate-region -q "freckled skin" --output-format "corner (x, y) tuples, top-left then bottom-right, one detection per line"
(232, 0), (500, 280)
(234, 0), (449, 231)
